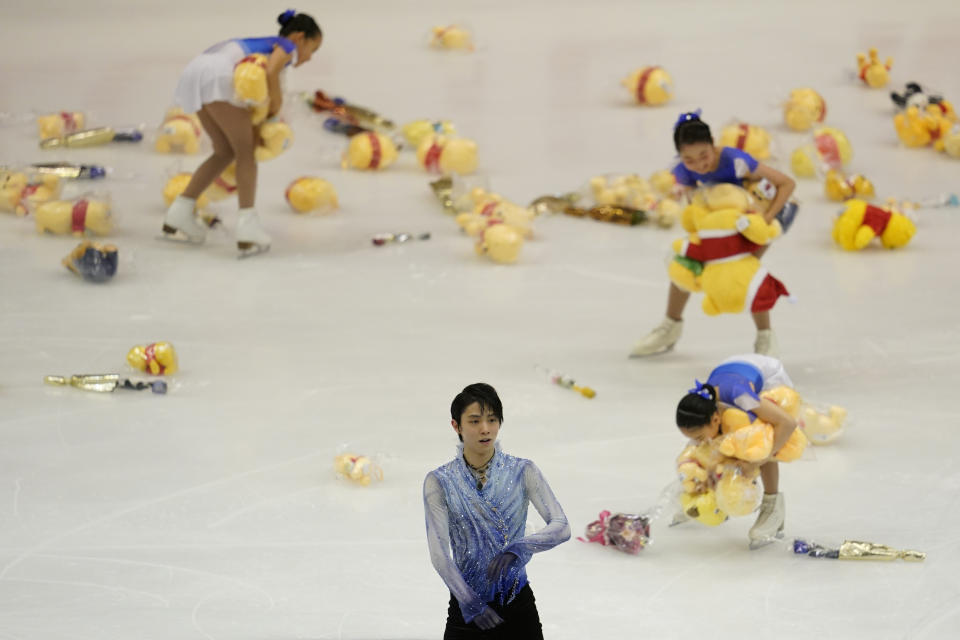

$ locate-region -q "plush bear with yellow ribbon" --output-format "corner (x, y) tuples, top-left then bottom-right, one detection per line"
(416, 135), (478, 175)
(622, 66), (674, 106)
(784, 88), (827, 132)
(155, 107), (203, 154)
(832, 199), (915, 250)
(719, 122), (772, 160)
(1, 171), (61, 216)
(35, 197), (113, 236)
(343, 131), (398, 170)
(36, 111), (85, 140)
(668, 184), (788, 316)
(127, 342), (178, 375)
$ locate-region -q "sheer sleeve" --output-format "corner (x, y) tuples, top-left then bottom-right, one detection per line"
(423, 472), (488, 623)
(503, 461), (571, 565)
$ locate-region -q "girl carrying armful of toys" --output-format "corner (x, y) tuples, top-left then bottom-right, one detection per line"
(631, 112), (797, 357)
(163, 10), (322, 255)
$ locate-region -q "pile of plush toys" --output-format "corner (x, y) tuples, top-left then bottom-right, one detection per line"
(430, 176), (535, 264)
(890, 82), (960, 158)
(676, 385), (845, 528)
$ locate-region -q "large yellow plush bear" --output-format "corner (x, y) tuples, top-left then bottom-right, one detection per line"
(1, 171), (61, 215)
(833, 199), (915, 250)
(234, 53), (269, 107)
(622, 66), (674, 105)
(155, 107), (203, 154)
(668, 185), (785, 316)
(127, 342), (178, 375)
(718, 403), (809, 463)
(35, 197), (113, 236)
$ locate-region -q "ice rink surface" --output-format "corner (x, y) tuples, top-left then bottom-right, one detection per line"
(1, 1), (959, 638)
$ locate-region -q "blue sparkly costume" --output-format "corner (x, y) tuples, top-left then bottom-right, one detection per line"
(423, 444), (570, 623)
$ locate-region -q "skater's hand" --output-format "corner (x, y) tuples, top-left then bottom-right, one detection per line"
(473, 606), (504, 630)
(486, 551), (518, 581)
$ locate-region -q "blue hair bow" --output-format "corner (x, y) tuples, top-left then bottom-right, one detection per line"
(673, 109), (702, 130)
(281, 9), (296, 24)
(687, 379), (712, 399)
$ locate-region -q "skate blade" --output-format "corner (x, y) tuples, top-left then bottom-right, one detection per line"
(237, 241), (270, 258)
(159, 224), (206, 245)
(749, 529), (785, 550)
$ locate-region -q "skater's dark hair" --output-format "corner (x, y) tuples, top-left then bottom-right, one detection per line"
(673, 111), (713, 151)
(451, 383), (503, 441)
(278, 10), (322, 39)
(676, 382), (718, 429)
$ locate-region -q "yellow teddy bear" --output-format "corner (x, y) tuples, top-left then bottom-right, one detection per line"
(36, 111), (85, 140)
(155, 107), (203, 154)
(343, 131), (398, 170)
(715, 461), (762, 517)
(35, 197), (113, 236)
(334, 453), (384, 486)
(254, 119), (294, 162)
(894, 104), (954, 150)
(622, 66), (674, 105)
(127, 341), (178, 375)
(416, 135), (478, 175)
(784, 88), (827, 132)
(856, 48), (893, 89)
(718, 122), (772, 160)
(285, 176), (338, 213)
(475, 223), (524, 264)
(833, 199), (915, 250)
(1, 171), (61, 216)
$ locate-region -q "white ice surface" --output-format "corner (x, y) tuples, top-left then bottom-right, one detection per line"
(2, 1), (959, 638)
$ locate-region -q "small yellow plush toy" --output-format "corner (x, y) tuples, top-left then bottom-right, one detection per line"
(285, 176), (338, 213)
(35, 197), (113, 236)
(790, 126), (854, 178)
(416, 136), (478, 175)
(429, 24), (474, 51)
(127, 341), (178, 375)
(36, 111), (85, 140)
(893, 104), (955, 150)
(343, 132), (398, 170)
(680, 489), (727, 526)
(801, 405), (848, 445)
(233, 53), (269, 106)
(155, 107), (203, 154)
(476, 222), (524, 264)
(622, 66), (674, 106)
(824, 169), (875, 202)
(832, 199), (915, 250)
(1, 171), (61, 216)
(334, 453), (384, 486)
(719, 122), (772, 160)
(254, 119), (294, 162)
(784, 88), (827, 132)
(401, 119), (456, 147)
(856, 48), (893, 89)
(162, 173), (211, 210)
(715, 461), (762, 517)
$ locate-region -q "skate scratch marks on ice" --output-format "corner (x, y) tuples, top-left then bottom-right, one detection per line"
(192, 589), (227, 640)
(3, 577), (169, 606)
(12, 478), (22, 522)
(0, 449), (328, 580)
(33, 552), (275, 608)
(207, 485), (324, 529)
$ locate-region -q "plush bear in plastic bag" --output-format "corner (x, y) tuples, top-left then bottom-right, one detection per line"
(334, 453), (383, 486)
(155, 107), (203, 154)
(254, 119), (293, 162)
(35, 197), (112, 236)
(715, 461), (762, 517)
(127, 342), (178, 375)
(1, 171), (61, 216)
(824, 170), (874, 202)
(719, 122), (772, 160)
(233, 53), (269, 107)
(62, 240), (118, 282)
(622, 66), (674, 105)
(401, 119), (456, 147)
(342, 131), (398, 170)
(784, 88), (827, 132)
(37, 111), (85, 140)
(285, 176), (338, 213)
(893, 104), (954, 150)
(475, 222), (524, 264)
(833, 199), (915, 250)
(416, 135), (478, 175)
